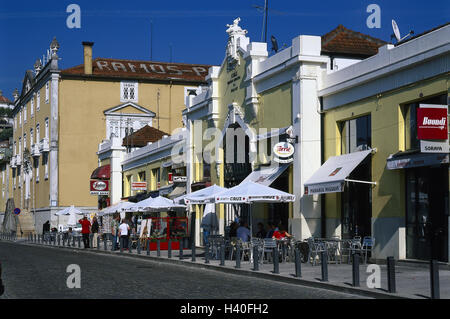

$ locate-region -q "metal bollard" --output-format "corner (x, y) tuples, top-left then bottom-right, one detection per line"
(157, 239), (161, 257)
(235, 245), (241, 269)
(321, 251), (328, 282)
(97, 236), (100, 250)
(294, 248), (302, 278)
(119, 237), (123, 253)
(78, 236), (81, 248)
(72, 236), (76, 247)
(179, 239), (184, 260)
(62, 237), (66, 246)
(387, 256), (396, 293)
(252, 245), (259, 271)
(191, 242), (196, 262)
(147, 240), (151, 256)
(104, 236), (107, 250)
(273, 246), (280, 274)
(128, 237), (132, 254)
(168, 239), (172, 258)
(220, 243), (225, 266)
(38, 234), (41, 244)
(90, 234), (93, 248)
(352, 252), (360, 287)
(34, 234), (36, 243)
(205, 243), (210, 264)
(137, 239), (141, 255)
(430, 259), (440, 299)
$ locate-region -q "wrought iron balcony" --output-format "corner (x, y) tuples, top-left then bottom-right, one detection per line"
(31, 143), (41, 157)
(15, 154), (22, 166)
(39, 138), (50, 152)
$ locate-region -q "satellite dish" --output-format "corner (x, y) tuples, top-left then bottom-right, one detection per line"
(392, 20), (401, 42)
(391, 19), (414, 43)
(271, 35), (278, 53)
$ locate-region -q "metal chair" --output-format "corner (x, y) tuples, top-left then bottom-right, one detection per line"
(362, 236), (375, 264)
(262, 238), (277, 263)
(307, 237), (326, 266)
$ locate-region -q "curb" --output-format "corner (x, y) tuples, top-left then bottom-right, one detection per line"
(8, 240), (413, 299)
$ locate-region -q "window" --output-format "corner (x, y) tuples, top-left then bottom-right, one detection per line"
(120, 81), (138, 102)
(36, 124), (40, 144)
(24, 105), (27, 123)
(23, 133), (26, 150)
(19, 110), (22, 127)
(31, 96), (34, 118)
(43, 153), (48, 179)
(340, 115), (372, 154)
(37, 91), (40, 111)
(14, 116), (17, 130)
(18, 137), (21, 155)
(45, 82), (49, 104)
(14, 141), (16, 156)
(138, 171), (146, 182)
(30, 129), (33, 147)
(45, 118), (49, 138)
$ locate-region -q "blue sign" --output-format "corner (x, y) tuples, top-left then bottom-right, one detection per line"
(13, 208), (21, 215)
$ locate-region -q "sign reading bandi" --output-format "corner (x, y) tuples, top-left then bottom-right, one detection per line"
(132, 182), (147, 191)
(417, 105), (448, 140)
(90, 180), (109, 195)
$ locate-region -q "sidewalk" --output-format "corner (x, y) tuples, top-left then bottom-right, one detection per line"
(5, 237), (450, 299)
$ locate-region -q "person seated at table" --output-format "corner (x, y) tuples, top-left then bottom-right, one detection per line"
(272, 226), (292, 240)
(229, 221), (238, 238)
(255, 222), (267, 239)
(236, 222), (251, 242)
(266, 222), (277, 238)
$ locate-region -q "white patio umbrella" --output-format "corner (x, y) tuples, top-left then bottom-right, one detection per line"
(215, 181), (295, 236)
(182, 184), (228, 205)
(127, 196), (186, 213)
(55, 205), (85, 229)
(98, 202), (134, 216)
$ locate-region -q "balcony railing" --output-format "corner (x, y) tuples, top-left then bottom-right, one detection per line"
(39, 138), (50, 153)
(15, 154), (22, 166)
(10, 156), (16, 168)
(31, 144), (41, 157)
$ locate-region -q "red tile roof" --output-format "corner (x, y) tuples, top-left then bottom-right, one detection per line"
(322, 25), (387, 57)
(61, 58), (211, 83)
(122, 125), (169, 147)
(0, 91), (12, 104)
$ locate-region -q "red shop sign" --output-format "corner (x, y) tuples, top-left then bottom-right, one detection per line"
(417, 106), (448, 140)
(90, 180), (109, 195)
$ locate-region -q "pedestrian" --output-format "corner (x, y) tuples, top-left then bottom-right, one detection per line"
(91, 216), (99, 248)
(266, 222), (277, 238)
(272, 225), (292, 240)
(119, 219), (130, 250)
(78, 216), (91, 248)
(111, 214), (120, 251)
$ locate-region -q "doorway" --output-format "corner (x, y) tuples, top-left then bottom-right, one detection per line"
(406, 166), (449, 262)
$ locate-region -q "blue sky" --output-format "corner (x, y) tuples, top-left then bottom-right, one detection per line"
(0, 0), (448, 100)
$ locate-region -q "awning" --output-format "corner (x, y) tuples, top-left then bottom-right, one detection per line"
(168, 185), (186, 200)
(161, 160), (173, 168)
(387, 152), (449, 170)
(242, 163), (290, 186)
(90, 164), (110, 179)
(158, 184), (174, 196)
(304, 150), (374, 195)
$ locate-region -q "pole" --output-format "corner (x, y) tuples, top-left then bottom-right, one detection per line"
(191, 241), (196, 262)
(430, 259), (440, 299)
(179, 238), (184, 260)
(157, 239), (161, 257)
(253, 245), (259, 271)
(321, 251), (328, 282)
(387, 256), (396, 293)
(352, 252), (360, 287)
(294, 248), (302, 278)
(273, 246), (279, 274)
(168, 239), (172, 258)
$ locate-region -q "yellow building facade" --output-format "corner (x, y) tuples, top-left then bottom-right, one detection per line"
(9, 39), (209, 234)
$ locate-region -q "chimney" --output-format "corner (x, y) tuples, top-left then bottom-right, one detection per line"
(82, 41), (94, 75)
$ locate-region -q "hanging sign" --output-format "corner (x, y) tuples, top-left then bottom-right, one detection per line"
(418, 104), (449, 153)
(273, 142), (295, 163)
(90, 180), (110, 195)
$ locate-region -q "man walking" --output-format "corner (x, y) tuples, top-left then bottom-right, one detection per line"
(119, 219), (130, 250)
(79, 216), (91, 249)
(91, 216), (99, 248)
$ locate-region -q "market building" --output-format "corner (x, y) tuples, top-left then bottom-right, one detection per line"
(9, 38), (210, 234)
(306, 23), (450, 261)
(183, 18), (386, 245)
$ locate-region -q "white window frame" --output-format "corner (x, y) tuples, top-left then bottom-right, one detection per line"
(37, 91), (40, 111)
(18, 137), (21, 155)
(120, 81), (138, 103)
(36, 124), (40, 144)
(45, 82), (49, 104)
(19, 110), (22, 127)
(31, 95), (34, 118)
(45, 118), (49, 138)
(44, 154), (48, 180)
(24, 105), (27, 123)
(23, 133), (26, 151)
(30, 128), (33, 147)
